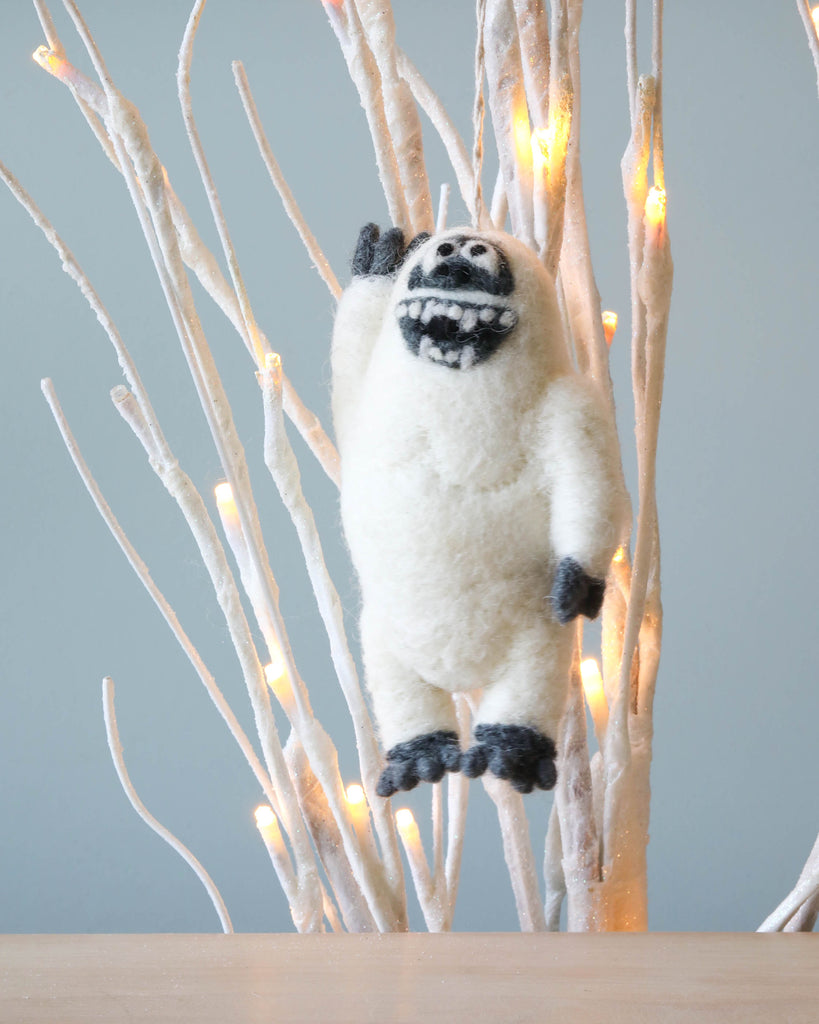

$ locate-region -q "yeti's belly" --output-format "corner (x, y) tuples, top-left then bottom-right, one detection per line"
(341, 449), (553, 687)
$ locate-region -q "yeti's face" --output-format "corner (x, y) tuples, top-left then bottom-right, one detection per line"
(394, 233), (519, 370)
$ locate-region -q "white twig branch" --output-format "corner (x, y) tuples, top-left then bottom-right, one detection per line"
(354, 0), (434, 233)
(42, 378), (324, 931)
(543, 802), (565, 930)
(484, 0), (534, 246)
(443, 695), (471, 924)
(555, 649), (603, 932)
(285, 737), (377, 933)
(651, 0), (665, 189)
(102, 676), (234, 934)
(625, 0), (638, 123)
(557, 0), (610, 397)
(31, 25), (340, 484)
(796, 0), (819, 100)
(178, 0), (266, 367)
(396, 51), (486, 226)
(254, 805), (305, 927)
(259, 356), (407, 924)
(483, 777), (546, 932)
(321, 0), (411, 230)
(232, 61), (342, 300)
(436, 183), (450, 233)
(45, 384), (264, 808)
(490, 168), (508, 229)
(33, 0), (64, 56)
(759, 830), (819, 932)
(0, 159), (169, 463)
(431, 783), (445, 910)
(395, 811), (445, 931)
(539, 0), (571, 277)
(62, 0), (321, 741)
(511, 0), (550, 129)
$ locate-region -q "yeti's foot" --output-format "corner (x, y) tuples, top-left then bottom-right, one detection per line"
(462, 724), (557, 794)
(376, 731), (462, 798)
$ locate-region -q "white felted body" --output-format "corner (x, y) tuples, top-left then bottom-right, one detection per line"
(332, 229), (628, 752)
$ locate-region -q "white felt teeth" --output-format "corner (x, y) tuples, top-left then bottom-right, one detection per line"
(399, 296), (516, 344)
(461, 309), (478, 332)
(499, 309), (516, 328)
(459, 346), (476, 369)
(418, 334), (479, 369)
(420, 336), (448, 364)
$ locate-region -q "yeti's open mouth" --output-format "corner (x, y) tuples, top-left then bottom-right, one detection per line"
(395, 292), (518, 370)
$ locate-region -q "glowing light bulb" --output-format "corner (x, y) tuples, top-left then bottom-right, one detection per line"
(254, 803), (286, 861)
(581, 658), (604, 696)
(264, 656), (286, 687)
(214, 481), (234, 506)
(613, 546), (626, 564)
(532, 125), (555, 164)
(813, 6), (819, 33)
(346, 783), (369, 842)
(264, 654), (295, 716)
(254, 804), (276, 829)
(645, 186), (666, 223)
(345, 784), (366, 806)
(644, 186), (667, 247)
(531, 108), (569, 178)
(32, 46), (66, 77)
(580, 658), (609, 745)
(514, 114), (534, 165)
(602, 311), (618, 347)
(395, 808), (415, 831)
(258, 350), (283, 388)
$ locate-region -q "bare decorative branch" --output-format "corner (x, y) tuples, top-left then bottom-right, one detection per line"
(102, 677), (234, 934)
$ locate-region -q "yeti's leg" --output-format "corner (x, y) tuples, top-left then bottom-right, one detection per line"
(462, 619), (573, 793)
(361, 611), (461, 797)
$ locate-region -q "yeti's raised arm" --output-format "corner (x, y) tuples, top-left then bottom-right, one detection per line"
(331, 224), (427, 449)
(541, 376), (631, 624)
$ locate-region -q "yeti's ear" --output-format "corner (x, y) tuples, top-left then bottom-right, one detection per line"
(351, 224), (408, 278)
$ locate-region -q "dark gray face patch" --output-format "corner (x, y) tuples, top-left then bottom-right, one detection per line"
(397, 235), (518, 370)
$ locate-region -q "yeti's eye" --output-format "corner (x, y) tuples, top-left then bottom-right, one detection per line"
(437, 242), (455, 257)
(462, 240), (498, 275)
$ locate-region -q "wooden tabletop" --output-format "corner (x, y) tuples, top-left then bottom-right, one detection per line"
(1, 933), (816, 1023)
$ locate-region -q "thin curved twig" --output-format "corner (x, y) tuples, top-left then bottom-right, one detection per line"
(796, 0), (819, 99)
(397, 51), (486, 225)
(102, 676), (234, 934)
(758, 830), (819, 932)
(233, 61), (342, 300)
(177, 0), (265, 367)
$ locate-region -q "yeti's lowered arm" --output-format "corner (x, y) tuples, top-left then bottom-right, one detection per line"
(331, 224), (427, 449)
(541, 375), (630, 624)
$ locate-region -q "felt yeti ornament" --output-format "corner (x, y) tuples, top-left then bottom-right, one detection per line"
(332, 224), (628, 797)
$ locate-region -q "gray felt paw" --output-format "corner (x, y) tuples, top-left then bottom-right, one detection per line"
(376, 730), (462, 798)
(352, 225), (432, 279)
(551, 556), (606, 625)
(462, 724), (557, 794)
(352, 223), (406, 278)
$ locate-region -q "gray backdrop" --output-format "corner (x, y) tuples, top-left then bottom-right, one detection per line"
(1, 0), (818, 933)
